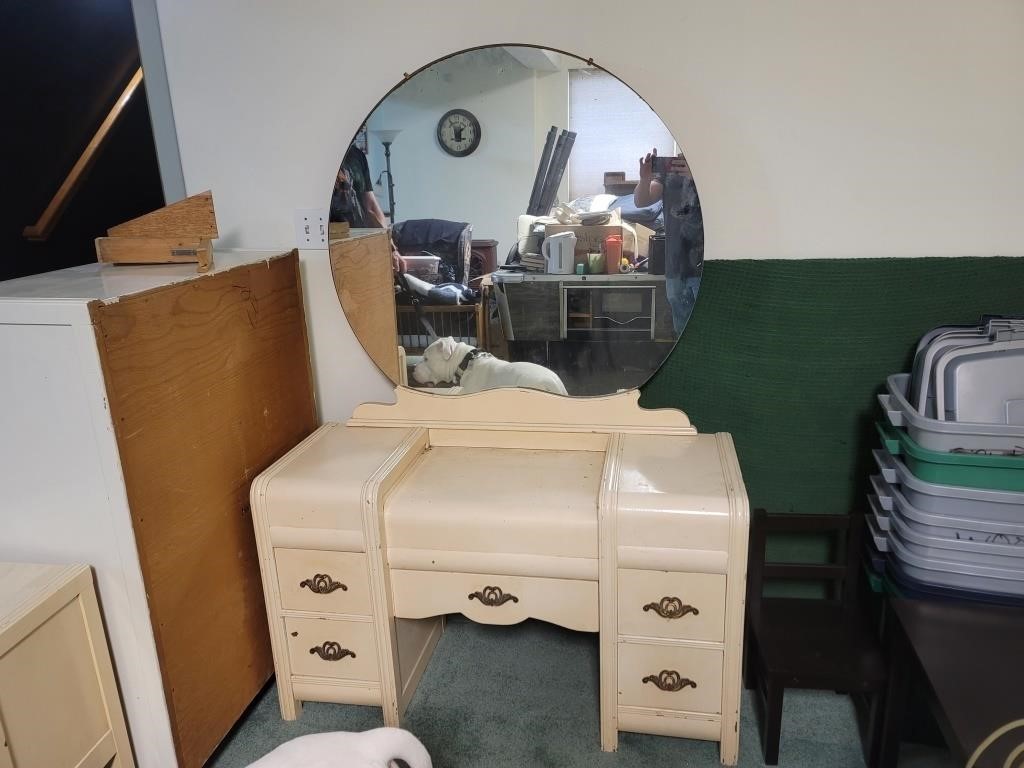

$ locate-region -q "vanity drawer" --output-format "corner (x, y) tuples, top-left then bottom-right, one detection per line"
(617, 569), (725, 642)
(618, 642), (723, 714)
(390, 569), (598, 632)
(284, 617), (379, 681)
(275, 549), (371, 615)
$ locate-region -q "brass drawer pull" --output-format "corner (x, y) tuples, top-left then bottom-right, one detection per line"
(309, 641), (356, 661)
(468, 586), (519, 606)
(643, 670), (697, 692)
(299, 574), (348, 594)
(643, 596), (698, 619)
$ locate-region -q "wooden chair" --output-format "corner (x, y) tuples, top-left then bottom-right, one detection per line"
(743, 510), (886, 766)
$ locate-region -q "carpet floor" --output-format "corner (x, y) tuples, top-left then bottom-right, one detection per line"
(209, 615), (953, 767)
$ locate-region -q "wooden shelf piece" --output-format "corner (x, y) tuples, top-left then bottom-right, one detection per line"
(95, 190), (219, 273)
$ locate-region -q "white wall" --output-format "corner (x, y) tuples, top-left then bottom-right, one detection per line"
(363, 48), (536, 249)
(150, 0), (1024, 419)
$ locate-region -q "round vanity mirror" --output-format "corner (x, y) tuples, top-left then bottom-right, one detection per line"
(329, 45), (703, 397)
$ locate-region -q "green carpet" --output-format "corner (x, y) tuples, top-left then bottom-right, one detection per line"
(208, 615), (953, 767)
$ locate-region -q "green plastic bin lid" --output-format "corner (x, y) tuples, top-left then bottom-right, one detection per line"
(876, 422), (1024, 469)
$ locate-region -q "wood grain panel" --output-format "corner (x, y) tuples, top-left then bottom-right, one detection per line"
(107, 190), (218, 239)
(89, 251), (316, 768)
(329, 232), (400, 383)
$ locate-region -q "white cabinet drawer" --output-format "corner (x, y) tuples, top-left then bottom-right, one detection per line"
(275, 549), (371, 615)
(390, 570), (597, 632)
(618, 642), (723, 714)
(617, 569), (725, 642)
(284, 617), (379, 681)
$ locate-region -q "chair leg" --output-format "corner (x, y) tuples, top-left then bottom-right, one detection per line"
(761, 679), (785, 766)
(743, 629), (757, 690)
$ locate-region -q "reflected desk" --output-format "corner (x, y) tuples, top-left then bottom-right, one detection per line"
(491, 271), (675, 343)
(487, 271), (678, 394)
(250, 388), (750, 764)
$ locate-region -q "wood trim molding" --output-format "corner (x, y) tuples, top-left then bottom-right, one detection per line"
(350, 387), (695, 435)
(598, 433), (624, 751)
(360, 427), (430, 726)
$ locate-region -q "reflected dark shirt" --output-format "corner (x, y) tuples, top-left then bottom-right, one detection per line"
(330, 147), (372, 226)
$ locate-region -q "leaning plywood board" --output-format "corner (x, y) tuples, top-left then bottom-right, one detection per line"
(88, 251), (317, 768)
(330, 231), (400, 383)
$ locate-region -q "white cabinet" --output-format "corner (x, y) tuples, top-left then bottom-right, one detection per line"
(0, 251), (317, 767)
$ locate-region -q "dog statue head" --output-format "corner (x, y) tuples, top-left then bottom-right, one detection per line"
(412, 336), (470, 385)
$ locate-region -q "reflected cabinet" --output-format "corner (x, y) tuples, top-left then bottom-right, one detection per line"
(250, 388), (749, 764)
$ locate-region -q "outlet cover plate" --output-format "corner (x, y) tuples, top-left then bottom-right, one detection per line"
(294, 208), (328, 248)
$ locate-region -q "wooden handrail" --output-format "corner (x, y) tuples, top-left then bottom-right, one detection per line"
(24, 67), (144, 241)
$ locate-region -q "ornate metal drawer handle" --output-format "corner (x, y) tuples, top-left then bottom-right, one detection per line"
(643, 670), (698, 692)
(299, 574), (348, 594)
(309, 641), (356, 661)
(643, 596), (699, 619)
(468, 586), (519, 606)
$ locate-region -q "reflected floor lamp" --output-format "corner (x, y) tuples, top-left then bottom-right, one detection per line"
(373, 129), (401, 223)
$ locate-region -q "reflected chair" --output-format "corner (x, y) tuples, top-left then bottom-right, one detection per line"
(743, 509), (886, 766)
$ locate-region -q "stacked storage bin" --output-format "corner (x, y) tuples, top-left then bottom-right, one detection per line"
(867, 317), (1024, 603)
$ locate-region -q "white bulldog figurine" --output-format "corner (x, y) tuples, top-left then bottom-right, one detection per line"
(245, 727), (431, 768)
(412, 337), (568, 396)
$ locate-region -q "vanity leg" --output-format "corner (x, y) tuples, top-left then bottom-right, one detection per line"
(277, 689), (300, 721)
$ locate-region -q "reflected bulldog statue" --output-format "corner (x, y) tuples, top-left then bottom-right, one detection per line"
(412, 336), (568, 396)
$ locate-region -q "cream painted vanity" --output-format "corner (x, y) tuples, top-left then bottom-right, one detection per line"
(250, 386), (749, 764)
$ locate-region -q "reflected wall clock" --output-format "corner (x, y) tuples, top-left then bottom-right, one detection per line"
(437, 108), (481, 157)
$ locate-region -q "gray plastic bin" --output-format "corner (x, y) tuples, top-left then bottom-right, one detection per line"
(866, 497), (889, 547)
(873, 448), (1024, 523)
(867, 492), (890, 533)
(879, 373), (1024, 453)
(869, 474), (892, 511)
(936, 342), (1024, 424)
(888, 527), (1024, 597)
(890, 509), (1024, 569)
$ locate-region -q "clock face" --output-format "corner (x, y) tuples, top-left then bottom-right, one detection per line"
(437, 109), (481, 157)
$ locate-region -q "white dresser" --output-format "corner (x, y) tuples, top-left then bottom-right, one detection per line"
(251, 387), (749, 764)
(0, 250), (318, 767)
(0, 563), (134, 768)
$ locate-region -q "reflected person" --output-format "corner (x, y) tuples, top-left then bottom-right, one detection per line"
(635, 149), (703, 335)
(330, 144), (405, 272)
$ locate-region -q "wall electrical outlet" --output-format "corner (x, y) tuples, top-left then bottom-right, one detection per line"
(294, 208), (328, 248)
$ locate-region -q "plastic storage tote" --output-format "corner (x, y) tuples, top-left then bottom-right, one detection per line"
(889, 511), (1024, 570)
(873, 448), (1024, 522)
(879, 373), (1024, 454)
(887, 527), (1024, 597)
(876, 422), (1024, 492)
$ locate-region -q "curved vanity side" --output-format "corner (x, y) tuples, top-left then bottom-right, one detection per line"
(250, 422), (424, 721)
(717, 431), (751, 767)
(250, 424), (339, 720)
(359, 427), (431, 726)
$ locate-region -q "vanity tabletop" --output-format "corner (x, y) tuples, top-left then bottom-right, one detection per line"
(385, 445), (604, 559)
